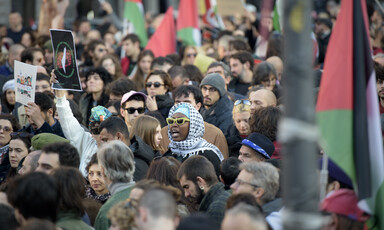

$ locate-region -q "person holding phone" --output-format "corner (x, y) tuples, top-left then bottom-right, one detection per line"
(144, 70), (174, 121)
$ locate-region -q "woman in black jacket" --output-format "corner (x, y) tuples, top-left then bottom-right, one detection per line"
(144, 70), (173, 121)
(79, 67), (113, 125)
(129, 115), (162, 181)
(226, 100), (252, 158)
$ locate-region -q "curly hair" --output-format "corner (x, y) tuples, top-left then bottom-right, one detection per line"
(250, 106), (282, 142)
(107, 199), (138, 230)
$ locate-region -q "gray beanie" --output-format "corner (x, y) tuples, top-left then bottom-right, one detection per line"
(200, 73), (226, 97)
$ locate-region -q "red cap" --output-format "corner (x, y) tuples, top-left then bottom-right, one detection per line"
(320, 189), (369, 222)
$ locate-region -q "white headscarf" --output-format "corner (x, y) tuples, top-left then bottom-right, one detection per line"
(168, 102), (224, 161)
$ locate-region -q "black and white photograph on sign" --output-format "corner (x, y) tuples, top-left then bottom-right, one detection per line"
(50, 29), (82, 91)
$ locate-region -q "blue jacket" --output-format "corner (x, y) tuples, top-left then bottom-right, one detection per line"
(0, 61), (13, 77)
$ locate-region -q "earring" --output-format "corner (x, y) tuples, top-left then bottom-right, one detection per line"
(200, 186), (204, 191)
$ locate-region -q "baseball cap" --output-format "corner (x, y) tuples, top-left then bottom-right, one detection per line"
(120, 90), (147, 106)
(241, 133), (275, 159)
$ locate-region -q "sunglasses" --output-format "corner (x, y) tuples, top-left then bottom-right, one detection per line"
(234, 100), (251, 106)
(146, 82), (164, 88)
(125, 107), (145, 114)
(186, 53), (197, 58)
(166, 117), (190, 126)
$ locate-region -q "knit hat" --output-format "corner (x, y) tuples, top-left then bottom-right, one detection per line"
(2, 79), (14, 93)
(32, 133), (70, 150)
(318, 158), (353, 189)
(200, 73), (226, 97)
(120, 90), (147, 106)
(241, 133), (275, 159)
(89, 106), (112, 128)
(320, 189), (369, 222)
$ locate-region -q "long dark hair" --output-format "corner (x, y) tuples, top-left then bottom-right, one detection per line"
(1, 89), (15, 114)
(51, 167), (86, 216)
(132, 50), (155, 91)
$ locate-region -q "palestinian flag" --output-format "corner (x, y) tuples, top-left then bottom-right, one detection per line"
(177, 0), (201, 46)
(316, 0), (384, 228)
(272, 0), (281, 32)
(202, 0), (225, 29)
(145, 7), (176, 57)
(124, 0), (148, 47)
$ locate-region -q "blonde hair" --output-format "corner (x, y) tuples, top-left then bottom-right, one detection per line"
(130, 115), (163, 151)
(232, 103), (251, 114)
(107, 199), (138, 230)
(182, 46), (198, 65)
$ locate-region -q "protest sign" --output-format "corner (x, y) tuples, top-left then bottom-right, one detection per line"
(14, 60), (37, 106)
(50, 29), (82, 91)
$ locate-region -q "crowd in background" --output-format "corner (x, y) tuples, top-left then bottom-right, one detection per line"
(0, 0), (379, 229)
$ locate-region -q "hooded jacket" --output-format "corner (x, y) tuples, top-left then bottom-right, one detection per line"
(129, 135), (160, 181)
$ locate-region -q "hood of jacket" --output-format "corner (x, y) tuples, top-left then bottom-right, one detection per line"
(129, 135), (158, 165)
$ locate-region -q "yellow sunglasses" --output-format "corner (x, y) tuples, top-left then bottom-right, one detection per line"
(166, 117), (190, 126)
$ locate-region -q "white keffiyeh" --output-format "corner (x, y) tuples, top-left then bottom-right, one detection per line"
(168, 103), (224, 161)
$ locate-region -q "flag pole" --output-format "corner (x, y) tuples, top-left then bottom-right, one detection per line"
(279, 0), (322, 229)
(319, 153), (328, 201)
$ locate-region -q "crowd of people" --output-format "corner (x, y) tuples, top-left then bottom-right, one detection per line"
(0, 0), (378, 229)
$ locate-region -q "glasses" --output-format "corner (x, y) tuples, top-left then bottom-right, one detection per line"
(146, 82), (164, 88)
(10, 132), (32, 139)
(201, 86), (217, 93)
(233, 179), (259, 189)
(166, 117), (190, 126)
(186, 53), (197, 58)
(234, 100), (251, 106)
(0, 126), (12, 132)
(125, 107), (145, 114)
